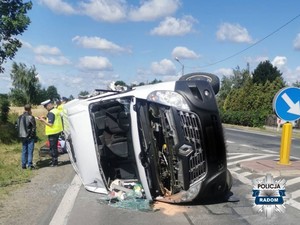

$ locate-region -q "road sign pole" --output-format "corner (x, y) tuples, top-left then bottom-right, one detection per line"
(279, 122), (292, 165)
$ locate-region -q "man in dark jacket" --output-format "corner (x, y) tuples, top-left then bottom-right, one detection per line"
(17, 104), (36, 169)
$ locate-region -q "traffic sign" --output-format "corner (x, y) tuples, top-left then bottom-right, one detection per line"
(273, 87), (300, 121)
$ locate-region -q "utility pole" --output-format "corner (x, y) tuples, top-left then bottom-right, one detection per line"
(175, 57), (184, 76)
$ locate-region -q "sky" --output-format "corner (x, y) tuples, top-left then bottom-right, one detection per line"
(1, 0), (300, 98)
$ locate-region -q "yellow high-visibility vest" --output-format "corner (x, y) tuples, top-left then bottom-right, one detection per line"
(45, 108), (63, 135)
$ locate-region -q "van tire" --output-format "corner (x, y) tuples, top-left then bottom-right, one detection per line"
(179, 72), (220, 94)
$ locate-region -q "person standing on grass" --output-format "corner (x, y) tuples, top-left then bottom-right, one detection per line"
(37, 99), (63, 167)
(17, 104), (36, 169)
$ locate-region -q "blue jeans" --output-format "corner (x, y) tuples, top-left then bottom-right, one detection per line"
(21, 138), (35, 168)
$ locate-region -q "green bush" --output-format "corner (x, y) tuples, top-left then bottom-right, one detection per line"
(0, 112), (19, 144)
(220, 109), (269, 128)
(0, 97), (10, 123)
(0, 123), (18, 144)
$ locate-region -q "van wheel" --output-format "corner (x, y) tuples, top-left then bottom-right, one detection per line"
(179, 72), (220, 94)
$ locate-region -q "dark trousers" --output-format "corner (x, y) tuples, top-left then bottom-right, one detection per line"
(48, 133), (60, 164)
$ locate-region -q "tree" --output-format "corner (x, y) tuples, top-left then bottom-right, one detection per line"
(115, 80), (127, 86)
(0, 94), (10, 123)
(46, 85), (60, 100)
(79, 91), (89, 97)
(252, 60), (283, 84)
(217, 66), (250, 109)
(10, 62), (40, 105)
(149, 78), (162, 84)
(0, 0), (32, 73)
(292, 80), (300, 87)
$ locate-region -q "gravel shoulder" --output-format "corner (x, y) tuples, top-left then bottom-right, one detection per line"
(0, 154), (75, 225)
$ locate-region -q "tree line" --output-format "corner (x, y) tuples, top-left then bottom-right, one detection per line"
(217, 60), (299, 127)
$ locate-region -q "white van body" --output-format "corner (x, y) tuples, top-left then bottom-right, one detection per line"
(63, 74), (232, 203)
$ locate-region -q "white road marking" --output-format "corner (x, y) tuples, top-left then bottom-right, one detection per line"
(291, 189), (300, 199)
(49, 174), (82, 225)
(261, 149), (277, 154)
(287, 177), (300, 186)
(230, 170), (252, 185)
(239, 172), (252, 177)
(228, 167), (240, 172)
(227, 154), (272, 166)
(287, 199), (300, 210)
(227, 153), (252, 160)
(226, 140), (235, 144)
(228, 151), (300, 211)
(240, 144), (253, 148)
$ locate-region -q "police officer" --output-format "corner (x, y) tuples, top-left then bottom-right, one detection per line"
(37, 99), (63, 166)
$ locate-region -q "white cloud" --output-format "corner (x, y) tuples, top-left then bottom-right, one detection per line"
(20, 40), (32, 49)
(172, 46), (200, 59)
(151, 59), (176, 75)
(39, 0), (180, 23)
(150, 16), (196, 36)
(244, 56), (269, 67)
(216, 22), (253, 43)
(272, 56), (287, 69)
(161, 75), (181, 81)
(214, 68), (233, 77)
(70, 77), (83, 84)
(79, 0), (127, 22)
(293, 33), (300, 50)
(39, 0), (76, 14)
(129, 0), (180, 21)
(72, 36), (130, 53)
(78, 56), (113, 70)
(34, 45), (62, 55)
(35, 55), (71, 65)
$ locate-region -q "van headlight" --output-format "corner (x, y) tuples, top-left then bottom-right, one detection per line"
(147, 90), (190, 111)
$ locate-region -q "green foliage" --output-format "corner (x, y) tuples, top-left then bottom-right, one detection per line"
(0, 0), (32, 73)
(35, 88), (49, 104)
(217, 66), (250, 108)
(0, 123), (18, 144)
(292, 80), (300, 87)
(46, 85), (60, 100)
(220, 109), (269, 127)
(0, 101), (10, 123)
(115, 80), (127, 86)
(9, 88), (26, 106)
(218, 63), (285, 127)
(0, 95), (10, 123)
(149, 78), (162, 84)
(79, 91), (89, 96)
(9, 62), (40, 105)
(252, 60), (283, 84)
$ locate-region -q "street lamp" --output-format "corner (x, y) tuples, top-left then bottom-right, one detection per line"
(175, 57), (184, 76)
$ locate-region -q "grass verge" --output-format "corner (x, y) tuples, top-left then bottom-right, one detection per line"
(0, 106), (48, 200)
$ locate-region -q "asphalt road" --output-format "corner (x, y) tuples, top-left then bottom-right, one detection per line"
(223, 126), (300, 158)
(2, 126), (300, 225)
(61, 127), (300, 225)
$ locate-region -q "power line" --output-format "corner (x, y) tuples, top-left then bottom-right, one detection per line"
(199, 12), (300, 69)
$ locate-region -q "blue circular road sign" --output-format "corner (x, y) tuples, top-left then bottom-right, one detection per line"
(273, 87), (300, 121)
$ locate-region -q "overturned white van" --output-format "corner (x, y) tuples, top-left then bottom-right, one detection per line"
(63, 73), (232, 203)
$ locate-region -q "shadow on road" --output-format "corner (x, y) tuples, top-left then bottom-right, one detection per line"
(36, 155), (71, 169)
